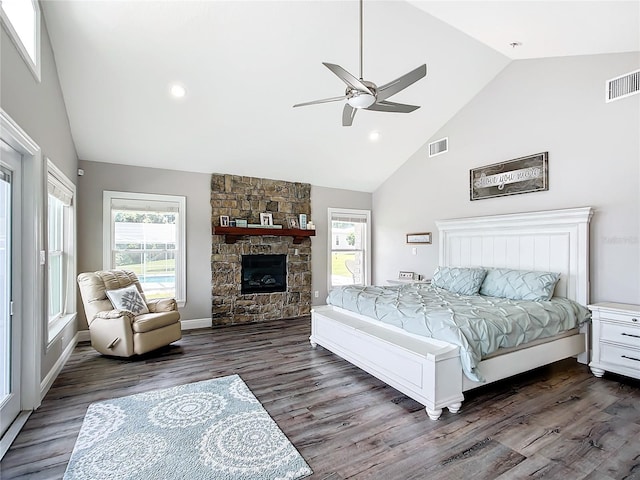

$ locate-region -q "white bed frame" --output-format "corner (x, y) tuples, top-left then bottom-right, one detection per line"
(310, 207), (593, 420)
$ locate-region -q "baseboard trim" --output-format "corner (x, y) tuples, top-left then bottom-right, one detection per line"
(181, 318), (212, 330)
(77, 330), (91, 343)
(40, 332), (79, 401)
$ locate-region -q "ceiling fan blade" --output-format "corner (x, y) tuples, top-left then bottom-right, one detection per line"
(342, 104), (357, 126)
(377, 64), (427, 101)
(366, 100), (420, 113)
(323, 62), (373, 94)
(293, 95), (348, 108)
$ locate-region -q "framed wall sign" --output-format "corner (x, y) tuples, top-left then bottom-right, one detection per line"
(406, 232), (432, 244)
(470, 152), (548, 201)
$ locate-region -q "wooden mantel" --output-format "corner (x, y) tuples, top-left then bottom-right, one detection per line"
(214, 226), (316, 244)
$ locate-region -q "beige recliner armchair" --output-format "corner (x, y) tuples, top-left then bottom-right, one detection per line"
(77, 270), (182, 357)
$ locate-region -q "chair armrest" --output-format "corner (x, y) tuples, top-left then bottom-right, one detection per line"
(93, 309), (136, 323)
(147, 298), (178, 313)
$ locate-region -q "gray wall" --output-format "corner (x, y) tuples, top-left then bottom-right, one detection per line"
(373, 52), (640, 305)
(77, 160), (212, 328)
(1, 18), (78, 381)
(310, 185), (373, 304)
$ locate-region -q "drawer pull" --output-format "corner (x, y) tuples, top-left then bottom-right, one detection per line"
(621, 355), (640, 362)
(621, 333), (640, 339)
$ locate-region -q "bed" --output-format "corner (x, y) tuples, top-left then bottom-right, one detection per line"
(310, 207), (594, 420)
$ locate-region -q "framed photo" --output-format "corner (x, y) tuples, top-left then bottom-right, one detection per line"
(287, 217), (299, 229)
(219, 215), (229, 227)
(299, 214), (307, 229)
(406, 232), (432, 244)
(470, 152), (548, 201)
(260, 212), (273, 226)
(235, 219), (247, 228)
(398, 271), (415, 280)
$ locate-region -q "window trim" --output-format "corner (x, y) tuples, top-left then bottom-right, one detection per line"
(327, 207), (371, 290)
(0, 0), (41, 82)
(103, 191), (186, 307)
(45, 158), (76, 345)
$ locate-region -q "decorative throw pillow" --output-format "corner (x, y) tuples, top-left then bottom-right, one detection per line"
(106, 285), (149, 314)
(431, 266), (487, 296)
(480, 268), (560, 301)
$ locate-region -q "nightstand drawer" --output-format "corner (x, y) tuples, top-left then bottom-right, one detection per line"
(600, 343), (640, 370)
(600, 322), (640, 347)
(597, 310), (640, 325)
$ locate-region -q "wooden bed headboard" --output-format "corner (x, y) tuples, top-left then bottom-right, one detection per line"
(436, 207), (593, 305)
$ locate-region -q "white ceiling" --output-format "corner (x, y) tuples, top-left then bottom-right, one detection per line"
(42, 1), (640, 192)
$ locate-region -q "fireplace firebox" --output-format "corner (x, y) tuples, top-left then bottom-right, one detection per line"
(241, 254), (287, 294)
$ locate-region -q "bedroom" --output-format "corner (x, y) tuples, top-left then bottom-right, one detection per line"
(1, 0), (639, 478)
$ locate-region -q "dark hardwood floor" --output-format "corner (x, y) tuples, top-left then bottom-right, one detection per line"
(2, 317), (639, 479)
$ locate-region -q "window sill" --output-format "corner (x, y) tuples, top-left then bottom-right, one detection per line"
(47, 312), (77, 347)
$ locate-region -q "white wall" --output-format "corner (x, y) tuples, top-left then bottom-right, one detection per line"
(76, 160), (212, 328)
(1, 18), (79, 384)
(310, 186), (372, 304)
(373, 52), (640, 305)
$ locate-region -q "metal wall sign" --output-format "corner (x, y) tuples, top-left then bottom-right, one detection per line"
(470, 152), (548, 201)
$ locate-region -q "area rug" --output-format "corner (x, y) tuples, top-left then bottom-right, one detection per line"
(63, 375), (312, 480)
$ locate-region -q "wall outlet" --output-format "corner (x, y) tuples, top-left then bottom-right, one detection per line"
(314, 291), (319, 298)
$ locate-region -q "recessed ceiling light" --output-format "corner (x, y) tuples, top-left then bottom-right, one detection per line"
(170, 84), (186, 98)
(369, 131), (380, 141)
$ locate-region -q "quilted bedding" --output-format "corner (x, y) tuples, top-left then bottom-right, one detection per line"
(326, 284), (591, 382)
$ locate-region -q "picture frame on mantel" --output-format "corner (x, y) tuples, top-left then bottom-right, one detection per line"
(260, 212), (273, 226)
(219, 215), (229, 227)
(287, 217), (299, 229)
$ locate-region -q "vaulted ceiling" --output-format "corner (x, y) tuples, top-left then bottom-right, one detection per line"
(42, 1), (639, 192)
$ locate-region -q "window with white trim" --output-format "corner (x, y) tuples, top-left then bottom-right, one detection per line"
(103, 191), (186, 306)
(47, 160), (75, 342)
(1, 0), (41, 81)
(328, 208), (371, 289)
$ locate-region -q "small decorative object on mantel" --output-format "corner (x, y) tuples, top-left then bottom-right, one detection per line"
(470, 152), (548, 201)
(306, 221), (315, 230)
(219, 215), (229, 227)
(299, 214), (307, 229)
(260, 212), (273, 226)
(235, 219), (247, 227)
(406, 232), (432, 244)
(287, 217), (299, 229)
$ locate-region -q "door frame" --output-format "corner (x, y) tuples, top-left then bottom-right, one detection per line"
(0, 110), (43, 457)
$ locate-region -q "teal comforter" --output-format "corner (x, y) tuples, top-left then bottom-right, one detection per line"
(326, 284), (591, 382)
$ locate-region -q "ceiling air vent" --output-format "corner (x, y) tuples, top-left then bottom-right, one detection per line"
(606, 70), (640, 103)
(428, 137), (448, 157)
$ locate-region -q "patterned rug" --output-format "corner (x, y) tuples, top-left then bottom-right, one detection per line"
(63, 375), (312, 480)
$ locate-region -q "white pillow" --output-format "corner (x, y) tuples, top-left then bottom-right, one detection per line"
(106, 285), (149, 314)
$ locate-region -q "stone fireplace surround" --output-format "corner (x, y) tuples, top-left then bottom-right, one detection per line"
(211, 174), (312, 326)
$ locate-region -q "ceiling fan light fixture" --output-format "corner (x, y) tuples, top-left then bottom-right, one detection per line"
(347, 92), (376, 109)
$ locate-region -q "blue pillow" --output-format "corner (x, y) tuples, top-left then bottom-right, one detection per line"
(432, 267), (487, 296)
(480, 268), (560, 301)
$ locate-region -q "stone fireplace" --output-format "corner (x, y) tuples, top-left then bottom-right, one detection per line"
(210, 174), (312, 326)
(241, 254), (287, 295)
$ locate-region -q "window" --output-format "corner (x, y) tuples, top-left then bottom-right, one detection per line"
(46, 160), (75, 342)
(1, 0), (41, 81)
(103, 191), (186, 306)
(328, 208), (371, 289)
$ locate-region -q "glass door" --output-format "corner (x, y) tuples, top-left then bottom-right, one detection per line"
(0, 140), (21, 440)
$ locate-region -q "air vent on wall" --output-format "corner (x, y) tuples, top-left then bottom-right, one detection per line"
(606, 70), (640, 103)
(428, 137), (448, 157)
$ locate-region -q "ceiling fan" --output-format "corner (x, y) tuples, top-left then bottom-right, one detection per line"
(293, 0), (427, 127)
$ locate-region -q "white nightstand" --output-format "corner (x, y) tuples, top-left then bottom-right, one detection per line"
(588, 302), (640, 380)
